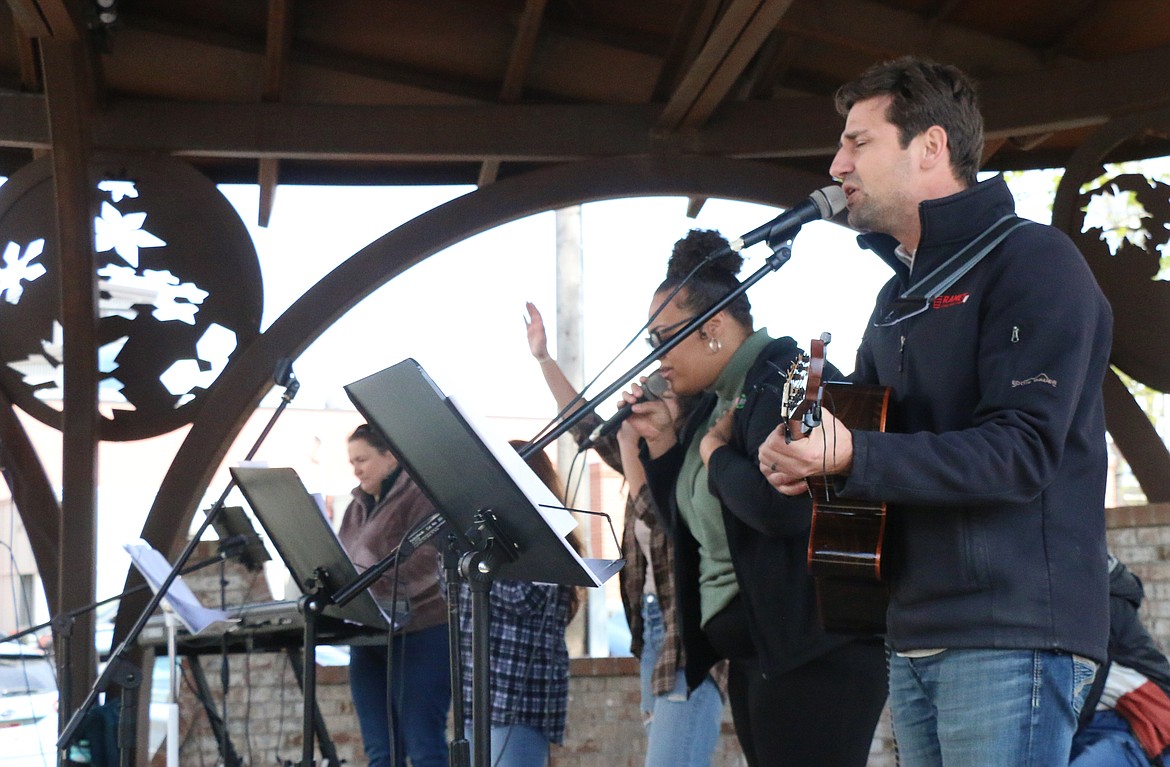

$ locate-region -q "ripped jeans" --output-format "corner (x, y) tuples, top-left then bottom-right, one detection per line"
(639, 594), (723, 767)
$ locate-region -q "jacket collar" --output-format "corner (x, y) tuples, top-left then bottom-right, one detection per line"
(856, 174), (1017, 280)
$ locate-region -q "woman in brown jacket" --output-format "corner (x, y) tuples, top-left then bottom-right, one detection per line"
(339, 423), (449, 767)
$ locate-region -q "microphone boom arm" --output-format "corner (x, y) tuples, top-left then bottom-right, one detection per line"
(521, 241), (796, 459)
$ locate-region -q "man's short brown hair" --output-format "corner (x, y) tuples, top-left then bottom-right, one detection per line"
(835, 56), (984, 187)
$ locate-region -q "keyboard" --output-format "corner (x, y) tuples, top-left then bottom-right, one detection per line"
(138, 599), (387, 654)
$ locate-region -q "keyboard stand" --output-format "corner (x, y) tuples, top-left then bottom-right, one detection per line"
(183, 646), (341, 767)
(186, 659), (243, 767)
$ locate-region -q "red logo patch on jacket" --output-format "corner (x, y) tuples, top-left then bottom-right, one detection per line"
(932, 292), (970, 310)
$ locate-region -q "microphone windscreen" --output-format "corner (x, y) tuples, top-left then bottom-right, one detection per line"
(811, 185), (847, 219)
(642, 370), (669, 401)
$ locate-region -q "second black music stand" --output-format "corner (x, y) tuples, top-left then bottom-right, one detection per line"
(230, 466), (394, 767)
(344, 358), (622, 767)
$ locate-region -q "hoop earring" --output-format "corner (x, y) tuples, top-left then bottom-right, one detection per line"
(708, 337), (722, 354)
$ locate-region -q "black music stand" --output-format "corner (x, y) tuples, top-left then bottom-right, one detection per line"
(230, 466), (394, 767)
(344, 358), (622, 767)
(208, 505), (272, 573)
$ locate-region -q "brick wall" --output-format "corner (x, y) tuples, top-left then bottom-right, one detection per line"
(157, 504), (1170, 767)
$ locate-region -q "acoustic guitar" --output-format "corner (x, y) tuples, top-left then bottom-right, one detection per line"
(781, 334), (891, 634)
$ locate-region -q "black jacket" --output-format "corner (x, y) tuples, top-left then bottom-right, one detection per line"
(843, 175), (1113, 661)
(644, 336), (854, 688)
(1087, 557), (1170, 711)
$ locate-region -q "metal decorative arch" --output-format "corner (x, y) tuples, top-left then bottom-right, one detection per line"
(108, 154), (830, 641)
(1052, 107), (1170, 503)
(0, 383), (59, 606)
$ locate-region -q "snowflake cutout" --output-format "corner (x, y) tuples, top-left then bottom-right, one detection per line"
(149, 270), (210, 324)
(1082, 184), (1152, 255)
(159, 323), (237, 406)
(6, 321), (130, 406)
(98, 180), (139, 203)
(97, 264), (209, 324)
(93, 201), (166, 268)
(0, 239), (47, 304)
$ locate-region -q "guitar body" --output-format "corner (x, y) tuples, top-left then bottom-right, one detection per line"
(806, 381), (891, 634)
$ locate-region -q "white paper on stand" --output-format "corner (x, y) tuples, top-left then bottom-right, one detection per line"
(123, 540), (238, 635)
(448, 393), (578, 539)
(445, 393), (623, 587)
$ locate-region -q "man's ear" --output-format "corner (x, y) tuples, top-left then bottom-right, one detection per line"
(920, 125), (950, 170)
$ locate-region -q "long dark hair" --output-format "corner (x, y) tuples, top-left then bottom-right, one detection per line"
(510, 440), (584, 619)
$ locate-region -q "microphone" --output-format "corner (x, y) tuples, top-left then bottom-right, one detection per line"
(579, 371), (669, 450)
(730, 185), (847, 251)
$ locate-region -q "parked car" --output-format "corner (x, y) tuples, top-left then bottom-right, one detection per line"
(0, 641), (58, 767)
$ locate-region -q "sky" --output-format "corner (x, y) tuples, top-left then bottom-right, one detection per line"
(219, 184), (897, 426)
(215, 167), (1075, 431)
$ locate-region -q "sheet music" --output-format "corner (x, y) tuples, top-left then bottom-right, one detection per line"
(448, 393), (618, 588)
(449, 393), (579, 540)
(124, 540), (239, 635)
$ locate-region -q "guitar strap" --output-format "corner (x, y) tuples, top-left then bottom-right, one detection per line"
(877, 214), (1030, 326)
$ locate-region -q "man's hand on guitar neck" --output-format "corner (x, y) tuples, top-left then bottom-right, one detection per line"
(757, 408), (854, 496)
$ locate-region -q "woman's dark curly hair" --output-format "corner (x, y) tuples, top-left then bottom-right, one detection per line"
(656, 228), (752, 328)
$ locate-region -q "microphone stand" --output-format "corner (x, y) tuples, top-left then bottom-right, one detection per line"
(57, 361), (302, 765)
(521, 239), (795, 459)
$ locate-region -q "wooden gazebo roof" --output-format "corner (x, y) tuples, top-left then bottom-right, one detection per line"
(4, 0), (1170, 203)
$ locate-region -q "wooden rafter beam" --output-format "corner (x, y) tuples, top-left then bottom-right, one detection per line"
(15, 30), (40, 89)
(121, 15), (493, 105)
(500, 0), (547, 103)
(478, 0), (547, 187)
(6, 0), (53, 38)
(657, 0), (797, 131)
(778, 0), (1073, 75)
(652, 0), (724, 101)
(6, 0), (84, 39)
(258, 0), (295, 227)
(981, 136), (1008, 165)
(1043, 0), (1106, 57)
(925, 0), (967, 26)
(13, 30), (48, 159)
(734, 29), (788, 100)
(3, 44), (1170, 162)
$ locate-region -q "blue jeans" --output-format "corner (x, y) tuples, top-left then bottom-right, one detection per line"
(468, 724), (550, 767)
(639, 595), (723, 767)
(349, 623), (451, 767)
(888, 648), (1097, 767)
(1070, 709), (1152, 767)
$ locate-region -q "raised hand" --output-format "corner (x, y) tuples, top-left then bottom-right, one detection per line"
(524, 301), (552, 362)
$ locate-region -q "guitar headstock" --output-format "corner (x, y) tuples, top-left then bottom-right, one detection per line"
(781, 333), (830, 442)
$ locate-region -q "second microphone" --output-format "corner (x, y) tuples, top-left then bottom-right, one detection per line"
(578, 371), (670, 450)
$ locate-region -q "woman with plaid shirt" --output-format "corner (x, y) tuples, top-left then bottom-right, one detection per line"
(456, 442), (579, 767)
